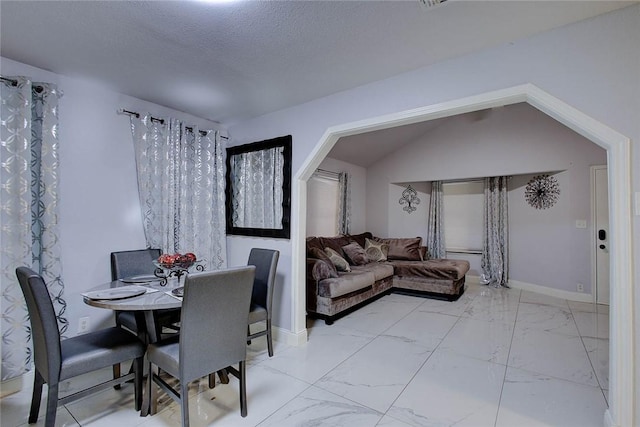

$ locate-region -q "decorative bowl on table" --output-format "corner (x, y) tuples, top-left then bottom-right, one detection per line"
(153, 252), (205, 285)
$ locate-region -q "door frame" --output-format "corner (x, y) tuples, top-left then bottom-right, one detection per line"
(292, 83), (633, 426)
(591, 164), (609, 305)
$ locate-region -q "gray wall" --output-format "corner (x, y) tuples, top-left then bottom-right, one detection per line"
(367, 103), (606, 294)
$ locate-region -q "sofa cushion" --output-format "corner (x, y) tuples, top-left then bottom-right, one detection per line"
(346, 232), (373, 248)
(322, 235), (352, 258)
(391, 259), (470, 281)
(306, 236), (324, 254)
(375, 237), (422, 261)
(309, 247), (338, 278)
(350, 263), (394, 281)
(342, 242), (370, 265)
(365, 238), (388, 262)
(318, 271), (376, 298)
(324, 247), (351, 272)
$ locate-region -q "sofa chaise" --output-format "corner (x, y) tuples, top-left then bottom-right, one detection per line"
(306, 232), (470, 324)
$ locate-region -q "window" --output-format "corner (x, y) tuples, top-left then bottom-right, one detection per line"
(443, 181), (483, 253)
(306, 174), (340, 236)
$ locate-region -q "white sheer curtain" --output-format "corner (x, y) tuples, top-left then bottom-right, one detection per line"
(426, 180), (446, 259)
(481, 176), (509, 287)
(130, 115), (227, 270)
(337, 172), (351, 235)
(230, 146), (284, 229)
(1, 77), (67, 380)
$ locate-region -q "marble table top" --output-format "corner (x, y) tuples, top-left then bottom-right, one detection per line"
(83, 280), (182, 311)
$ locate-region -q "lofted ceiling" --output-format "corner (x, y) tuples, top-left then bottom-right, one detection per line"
(1, 0), (634, 126)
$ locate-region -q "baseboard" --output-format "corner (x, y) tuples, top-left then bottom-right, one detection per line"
(273, 325), (308, 346)
(0, 372), (25, 398)
(467, 275), (594, 303)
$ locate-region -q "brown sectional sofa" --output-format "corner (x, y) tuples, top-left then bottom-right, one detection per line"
(306, 232), (470, 324)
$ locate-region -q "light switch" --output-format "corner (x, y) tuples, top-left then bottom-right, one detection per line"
(575, 220), (587, 229)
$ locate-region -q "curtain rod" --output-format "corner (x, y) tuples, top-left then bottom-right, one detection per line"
(117, 108), (227, 139)
(1, 76), (44, 93)
(314, 168), (341, 179)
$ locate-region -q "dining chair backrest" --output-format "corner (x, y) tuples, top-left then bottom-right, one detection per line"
(111, 248), (161, 281)
(16, 267), (61, 384)
(179, 266), (255, 383)
(247, 248), (279, 313)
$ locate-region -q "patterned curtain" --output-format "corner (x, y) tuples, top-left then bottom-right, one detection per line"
(426, 181), (446, 259)
(130, 115), (227, 270)
(230, 146), (284, 229)
(337, 172), (351, 235)
(1, 77), (67, 381)
(481, 176), (509, 287)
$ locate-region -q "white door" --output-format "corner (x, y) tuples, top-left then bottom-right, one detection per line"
(593, 166), (610, 305)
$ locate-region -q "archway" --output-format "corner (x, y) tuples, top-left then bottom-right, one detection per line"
(292, 84), (633, 426)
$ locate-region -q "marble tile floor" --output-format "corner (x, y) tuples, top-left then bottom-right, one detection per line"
(1, 283), (610, 426)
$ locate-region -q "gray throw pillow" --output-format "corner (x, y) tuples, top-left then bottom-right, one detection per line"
(342, 242), (370, 265)
(324, 247), (351, 272)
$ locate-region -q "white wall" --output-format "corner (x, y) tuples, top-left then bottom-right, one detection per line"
(367, 103), (606, 294)
(1, 57), (222, 335)
(228, 6), (638, 419)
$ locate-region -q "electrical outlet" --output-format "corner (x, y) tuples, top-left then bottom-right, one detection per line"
(78, 317), (90, 334)
(577, 283), (584, 292)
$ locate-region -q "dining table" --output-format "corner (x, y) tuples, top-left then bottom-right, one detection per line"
(82, 277), (183, 416)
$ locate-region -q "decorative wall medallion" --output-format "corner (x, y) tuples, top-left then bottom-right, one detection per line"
(525, 174), (560, 209)
(399, 185), (420, 214)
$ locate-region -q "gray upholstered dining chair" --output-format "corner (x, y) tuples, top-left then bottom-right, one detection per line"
(247, 248), (279, 357)
(16, 267), (145, 427)
(147, 266), (255, 427)
(110, 249), (181, 382)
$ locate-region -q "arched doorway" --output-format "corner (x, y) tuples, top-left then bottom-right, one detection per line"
(292, 84), (633, 426)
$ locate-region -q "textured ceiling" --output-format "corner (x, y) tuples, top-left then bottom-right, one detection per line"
(0, 1), (634, 125)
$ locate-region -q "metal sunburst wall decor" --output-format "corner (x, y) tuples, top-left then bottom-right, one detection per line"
(399, 185), (420, 214)
(525, 174), (560, 209)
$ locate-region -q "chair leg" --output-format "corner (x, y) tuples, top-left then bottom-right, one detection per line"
(134, 357), (143, 411)
(208, 373), (216, 389)
(218, 369), (229, 384)
(29, 370), (44, 423)
(266, 319), (273, 357)
(180, 382), (190, 427)
(113, 363), (121, 389)
(146, 361), (154, 416)
(45, 382), (59, 427)
(247, 325), (251, 345)
(239, 361), (247, 417)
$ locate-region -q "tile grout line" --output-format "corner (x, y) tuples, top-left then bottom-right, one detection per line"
(377, 287), (478, 424)
(570, 304), (609, 405)
(493, 285), (522, 427)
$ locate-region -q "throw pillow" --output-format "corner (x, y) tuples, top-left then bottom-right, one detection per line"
(309, 247), (338, 277)
(312, 259), (339, 281)
(365, 238), (388, 262)
(374, 237), (422, 261)
(324, 247), (351, 272)
(342, 242), (370, 266)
